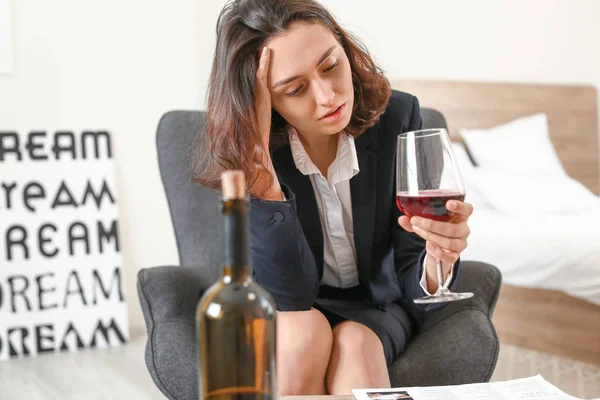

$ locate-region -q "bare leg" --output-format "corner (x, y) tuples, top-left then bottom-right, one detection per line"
(277, 308), (333, 395)
(326, 321), (390, 395)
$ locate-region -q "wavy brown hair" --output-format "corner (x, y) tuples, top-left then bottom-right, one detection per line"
(192, 0), (391, 196)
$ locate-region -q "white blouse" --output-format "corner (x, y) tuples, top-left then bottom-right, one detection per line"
(288, 129), (439, 294)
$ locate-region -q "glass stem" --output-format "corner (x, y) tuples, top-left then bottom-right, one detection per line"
(435, 258), (449, 295)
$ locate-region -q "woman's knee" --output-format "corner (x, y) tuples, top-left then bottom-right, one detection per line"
(277, 307), (333, 359)
(276, 308), (333, 394)
(327, 322), (389, 394)
(332, 321), (384, 355)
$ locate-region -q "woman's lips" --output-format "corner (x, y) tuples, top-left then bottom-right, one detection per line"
(319, 103), (346, 123)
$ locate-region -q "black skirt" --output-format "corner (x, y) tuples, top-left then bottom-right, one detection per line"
(313, 285), (414, 366)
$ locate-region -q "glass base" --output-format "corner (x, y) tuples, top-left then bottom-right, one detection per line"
(413, 291), (474, 304)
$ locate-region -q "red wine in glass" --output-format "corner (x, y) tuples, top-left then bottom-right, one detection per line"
(396, 190), (465, 223)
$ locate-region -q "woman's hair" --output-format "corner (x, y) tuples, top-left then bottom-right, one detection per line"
(192, 0), (391, 196)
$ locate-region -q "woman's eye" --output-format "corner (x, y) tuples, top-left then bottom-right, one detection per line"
(325, 61), (339, 72)
(285, 86), (302, 97)
(284, 62), (338, 97)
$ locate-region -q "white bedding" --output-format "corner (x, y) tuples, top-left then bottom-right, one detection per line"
(449, 139), (600, 306)
(461, 206), (600, 305)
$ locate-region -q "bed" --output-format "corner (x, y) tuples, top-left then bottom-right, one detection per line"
(391, 79), (600, 366)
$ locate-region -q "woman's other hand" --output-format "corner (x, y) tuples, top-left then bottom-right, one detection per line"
(255, 47), (273, 151)
(254, 47), (283, 200)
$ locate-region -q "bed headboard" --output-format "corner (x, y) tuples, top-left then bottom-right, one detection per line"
(391, 79), (600, 194)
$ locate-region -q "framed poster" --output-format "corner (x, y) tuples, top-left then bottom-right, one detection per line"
(0, 130), (129, 361)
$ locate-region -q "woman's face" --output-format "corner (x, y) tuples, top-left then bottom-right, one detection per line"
(266, 22), (354, 139)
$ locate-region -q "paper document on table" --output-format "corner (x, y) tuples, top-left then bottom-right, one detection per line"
(353, 375), (582, 400)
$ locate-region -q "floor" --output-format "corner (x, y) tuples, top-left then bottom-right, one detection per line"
(0, 327), (165, 400)
(491, 343), (600, 399)
(0, 330), (599, 400)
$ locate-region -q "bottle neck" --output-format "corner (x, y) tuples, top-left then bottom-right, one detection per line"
(221, 198), (251, 283)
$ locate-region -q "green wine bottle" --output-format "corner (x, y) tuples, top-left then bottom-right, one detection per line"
(197, 170), (277, 400)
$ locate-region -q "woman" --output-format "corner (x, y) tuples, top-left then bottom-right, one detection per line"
(193, 0), (473, 395)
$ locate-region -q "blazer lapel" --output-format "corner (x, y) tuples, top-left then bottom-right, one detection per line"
(272, 145), (325, 278)
(351, 125), (379, 285)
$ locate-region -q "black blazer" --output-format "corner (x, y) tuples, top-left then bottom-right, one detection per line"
(249, 90), (461, 315)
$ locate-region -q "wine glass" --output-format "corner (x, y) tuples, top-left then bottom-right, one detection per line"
(396, 128), (474, 304)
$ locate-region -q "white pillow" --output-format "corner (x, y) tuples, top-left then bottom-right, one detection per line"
(460, 114), (567, 177)
(464, 169), (600, 215)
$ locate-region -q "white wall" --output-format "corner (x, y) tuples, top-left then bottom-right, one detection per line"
(1, 0), (599, 332)
(324, 0), (600, 86)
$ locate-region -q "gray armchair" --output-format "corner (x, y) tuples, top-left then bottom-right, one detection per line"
(137, 108), (502, 400)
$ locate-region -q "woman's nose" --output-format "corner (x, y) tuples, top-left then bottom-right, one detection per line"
(313, 79), (335, 107)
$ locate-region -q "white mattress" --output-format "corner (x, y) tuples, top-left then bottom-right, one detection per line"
(461, 206), (600, 305)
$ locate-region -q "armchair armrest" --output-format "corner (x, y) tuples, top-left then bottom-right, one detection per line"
(421, 261), (502, 331)
(389, 262), (503, 386)
(137, 266), (216, 400)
